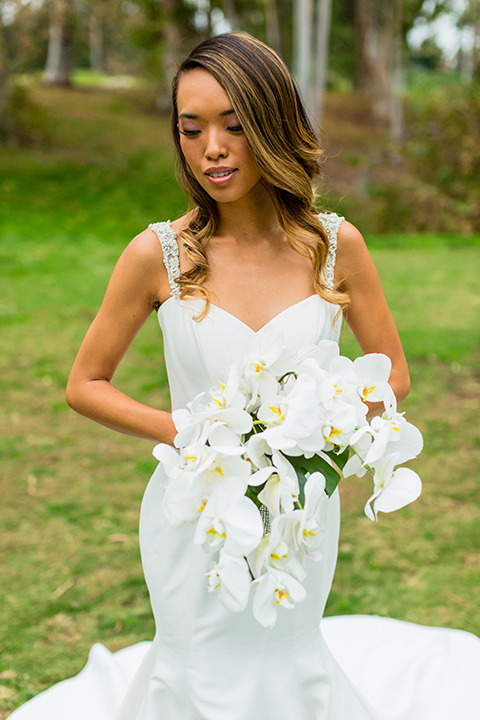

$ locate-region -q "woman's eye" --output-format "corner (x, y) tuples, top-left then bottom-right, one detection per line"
(227, 125), (243, 133)
(180, 129), (200, 136)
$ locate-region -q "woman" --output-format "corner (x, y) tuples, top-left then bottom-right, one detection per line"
(11, 31), (480, 720)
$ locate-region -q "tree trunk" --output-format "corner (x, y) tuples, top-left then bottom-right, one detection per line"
(223, 0), (238, 30)
(293, 0), (313, 108)
(389, 0), (404, 144)
(155, 0), (180, 112)
(43, 0), (75, 86)
(313, 0), (332, 128)
(355, 0), (404, 142)
(0, 12), (11, 142)
(265, 0), (282, 57)
(89, 3), (106, 74)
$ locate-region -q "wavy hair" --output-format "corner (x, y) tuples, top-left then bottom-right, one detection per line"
(171, 31), (349, 317)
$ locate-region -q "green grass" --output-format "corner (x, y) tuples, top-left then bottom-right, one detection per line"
(1, 83), (480, 715)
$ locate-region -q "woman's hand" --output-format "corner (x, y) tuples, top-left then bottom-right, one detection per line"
(66, 228), (177, 445)
(335, 221), (411, 412)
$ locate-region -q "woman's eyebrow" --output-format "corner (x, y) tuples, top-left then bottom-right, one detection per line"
(178, 108), (236, 119)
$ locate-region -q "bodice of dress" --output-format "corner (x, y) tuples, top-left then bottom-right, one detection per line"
(149, 213), (344, 411)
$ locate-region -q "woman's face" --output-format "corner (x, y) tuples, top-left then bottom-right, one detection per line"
(176, 68), (261, 204)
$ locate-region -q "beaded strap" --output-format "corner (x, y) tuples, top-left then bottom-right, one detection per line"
(318, 212), (344, 290)
(149, 221), (180, 299)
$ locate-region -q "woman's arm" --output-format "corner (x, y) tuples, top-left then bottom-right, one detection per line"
(335, 221), (410, 412)
(66, 228), (177, 445)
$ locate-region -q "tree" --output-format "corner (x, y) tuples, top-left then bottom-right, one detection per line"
(314, 0), (332, 126)
(43, 0), (75, 86)
(459, 0), (480, 83)
(355, 0), (404, 141)
(0, 3), (11, 141)
(292, 0), (333, 127)
(293, 0), (313, 105)
(89, 0), (107, 73)
(265, 0), (282, 56)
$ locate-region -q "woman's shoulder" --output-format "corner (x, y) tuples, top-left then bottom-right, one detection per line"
(125, 211), (192, 261)
(337, 218), (366, 249)
(334, 218), (375, 286)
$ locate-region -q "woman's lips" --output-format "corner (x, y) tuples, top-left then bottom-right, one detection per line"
(205, 168), (237, 186)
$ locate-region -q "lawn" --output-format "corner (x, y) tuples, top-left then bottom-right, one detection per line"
(1, 82), (479, 715)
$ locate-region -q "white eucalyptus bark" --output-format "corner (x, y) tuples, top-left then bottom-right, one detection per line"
(314, 0), (332, 127)
(293, 0), (313, 107)
(389, 0), (404, 144)
(43, 0), (74, 86)
(265, 0), (282, 56)
(355, 0), (404, 142)
(89, 3), (106, 73)
(0, 11), (11, 141)
(223, 0), (238, 30)
(155, 0), (180, 112)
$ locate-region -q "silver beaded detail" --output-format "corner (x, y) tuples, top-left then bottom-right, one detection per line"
(318, 212), (344, 290)
(260, 503), (272, 536)
(149, 221), (180, 299)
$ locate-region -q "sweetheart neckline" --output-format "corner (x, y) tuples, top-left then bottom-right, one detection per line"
(157, 293), (328, 335)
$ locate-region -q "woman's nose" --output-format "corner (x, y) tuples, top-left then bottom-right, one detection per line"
(204, 128), (227, 160)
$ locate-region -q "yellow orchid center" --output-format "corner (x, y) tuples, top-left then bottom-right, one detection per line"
(206, 528), (226, 538)
(325, 426), (342, 442)
(362, 385), (376, 400)
(197, 498), (208, 513)
(269, 405), (285, 422)
(253, 362), (264, 374)
(275, 589), (289, 605)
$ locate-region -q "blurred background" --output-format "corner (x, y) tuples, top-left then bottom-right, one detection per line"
(1, 0), (479, 715)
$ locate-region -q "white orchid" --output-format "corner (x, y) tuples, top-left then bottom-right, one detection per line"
(162, 443), (251, 526)
(254, 514), (307, 581)
(241, 327), (296, 410)
(156, 342), (423, 627)
(290, 472), (329, 560)
(194, 477), (263, 555)
(205, 549), (252, 612)
(318, 400), (359, 450)
(352, 354), (392, 403)
(152, 442), (181, 477)
(348, 403), (423, 471)
(256, 374), (321, 453)
(248, 451), (299, 517)
(173, 366), (252, 449)
(253, 568), (307, 628)
(364, 452), (422, 521)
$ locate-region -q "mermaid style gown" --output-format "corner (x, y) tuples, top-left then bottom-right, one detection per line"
(9, 214), (480, 720)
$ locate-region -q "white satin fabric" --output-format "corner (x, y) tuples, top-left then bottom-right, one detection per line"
(10, 291), (480, 720)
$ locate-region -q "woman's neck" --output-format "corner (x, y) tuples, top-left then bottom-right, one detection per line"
(215, 181), (282, 242)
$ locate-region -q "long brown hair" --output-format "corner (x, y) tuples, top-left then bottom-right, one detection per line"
(171, 32), (348, 316)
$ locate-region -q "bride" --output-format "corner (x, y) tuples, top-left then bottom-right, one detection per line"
(10, 31), (480, 720)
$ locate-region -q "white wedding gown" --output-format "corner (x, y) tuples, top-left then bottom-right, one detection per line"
(10, 214), (480, 720)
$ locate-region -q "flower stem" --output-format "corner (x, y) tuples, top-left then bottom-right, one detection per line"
(351, 446), (375, 476)
(244, 557), (255, 581)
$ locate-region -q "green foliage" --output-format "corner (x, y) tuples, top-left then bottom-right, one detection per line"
(286, 447), (350, 501)
(370, 83), (480, 233)
(0, 82), (50, 146)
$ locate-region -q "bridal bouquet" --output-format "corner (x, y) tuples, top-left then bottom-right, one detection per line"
(153, 329), (423, 628)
